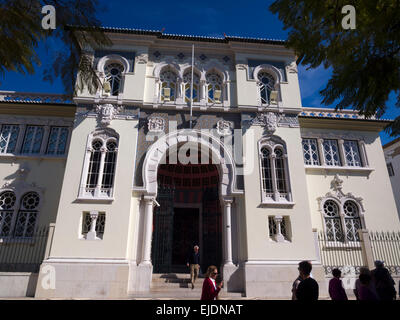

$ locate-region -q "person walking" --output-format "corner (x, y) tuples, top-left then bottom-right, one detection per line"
(371, 260), (397, 300)
(186, 245), (201, 289)
(328, 268), (348, 300)
(295, 261), (319, 301)
(200, 265), (223, 300)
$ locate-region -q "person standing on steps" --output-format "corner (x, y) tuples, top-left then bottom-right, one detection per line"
(186, 245), (201, 289)
(201, 265), (223, 300)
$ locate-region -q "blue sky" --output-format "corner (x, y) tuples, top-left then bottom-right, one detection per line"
(1, 0), (398, 144)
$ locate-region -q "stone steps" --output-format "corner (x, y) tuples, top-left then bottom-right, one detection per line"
(128, 273), (244, 299)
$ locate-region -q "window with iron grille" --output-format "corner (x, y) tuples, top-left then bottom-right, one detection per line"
(85, 139), (102, 194)
(268, 216), (289, 241)
(343, 201), (361, 241)
(104, 63), (124, 96)
(183, 69), (200, 103)
(0, 191), (16, 237)
(323, 200), (344, 241)
(260, 144), (290, 203)
(82, 212), (106, 239)
(46, 127), (69, 155)
(323, 139), (341, 166)
(302, 138), (320, 165)
(257, 72), (275, 104)
(14, 192), (40, 238)
(343, 140), (362, 167)
(21, 126), (44, 154)
(0, 125), (20, 154)
(160, 69), (177, 102)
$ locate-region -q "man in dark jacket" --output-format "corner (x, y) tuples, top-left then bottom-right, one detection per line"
(296, 260), (319, 301)
(371, 260), (397, 300)
(186, 245), (200, 289)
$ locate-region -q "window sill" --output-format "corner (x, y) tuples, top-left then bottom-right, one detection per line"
(76, 197), (114, 203)
(0, 153), (67, 160)
(259, 201), (295, 208)
(305, 165), (374, 174)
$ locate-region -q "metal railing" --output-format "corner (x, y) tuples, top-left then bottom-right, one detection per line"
(317, 229), (400, 276)
(0, 226), (49, 273)
(370, 231), (400, 275)
(317, 231), (365, 275)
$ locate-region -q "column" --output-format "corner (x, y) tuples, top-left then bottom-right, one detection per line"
(270, 153), (279, 201)
(86, 210), (99, 240)
(140, 196), (154, 266)
(223, 198), (234, 266)
(338, 139), (346, 166)
(94, 147), (107, 197)
(282, 154), (292, 201)
(317, 138), (326, 166)
(274, 216), (285, 242)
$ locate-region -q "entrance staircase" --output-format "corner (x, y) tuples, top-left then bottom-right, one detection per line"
(129, 273), (244, 299)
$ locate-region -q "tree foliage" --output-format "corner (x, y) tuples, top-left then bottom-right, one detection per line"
(0, 0), (111, 97)
(270, 0), (400, 136)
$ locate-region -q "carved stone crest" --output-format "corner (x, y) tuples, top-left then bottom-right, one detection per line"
(136, 53), (148, 64)
(252, 112), (278, 134)
(216, 120), (233, 136)
(95, 104), (122, 127)
(148, 117), (165, 133)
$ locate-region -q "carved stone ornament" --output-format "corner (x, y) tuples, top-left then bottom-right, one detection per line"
(95, 104), (122, 127)
(286, 61), (298, 74)
(217, 120), (233, 136)
(252, 112), (278, 134)
(331, 174), (343, 193)
(136, 53), (148, 64)
(148, 117), (165, 133)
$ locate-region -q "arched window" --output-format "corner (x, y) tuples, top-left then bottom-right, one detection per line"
(160, 69), (178, 102)
(343, 201), (362, 241)
(104, 62), (124, 96)
(14, 192), (40, 238)
(86, 140), (103, 192)
(81, 132), (119, 199)
(257, 71), (275, 104)
(0, 191), (16, 237)
(261, 148), (273, 196)
(274, 148), (287, 195)
(259, 139), (291, 203)
(323, 200), (344, 241)
(183, 69), (200, 103)
(206, 72), (222, 103)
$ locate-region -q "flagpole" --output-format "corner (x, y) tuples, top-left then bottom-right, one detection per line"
(189, 44), (194, 129)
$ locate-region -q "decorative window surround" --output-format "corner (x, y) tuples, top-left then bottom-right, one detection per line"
(78, 128), (119, 202)
(318, 174), (366, 243)
(268, 215), (291, 242)
(152, 59), (231, 108)
(253, 64), (283, 108)
(0, 173), (44, 240)
(81, 211), (106, 240)
(258, 136), (293, 206)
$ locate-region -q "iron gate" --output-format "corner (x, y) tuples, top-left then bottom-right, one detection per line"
(151, 186), (175, 273)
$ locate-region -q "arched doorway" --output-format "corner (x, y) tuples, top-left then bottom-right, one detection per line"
(151, 152), (223, 273)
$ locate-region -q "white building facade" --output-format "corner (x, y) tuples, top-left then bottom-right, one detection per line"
(384, 138), (400, 220)
(1, 27), (399, 299)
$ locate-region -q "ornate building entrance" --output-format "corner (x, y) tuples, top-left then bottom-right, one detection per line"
(151, 160), (222, 273)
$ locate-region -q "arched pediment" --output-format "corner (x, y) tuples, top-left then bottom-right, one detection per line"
(253, 64), (283, 84)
